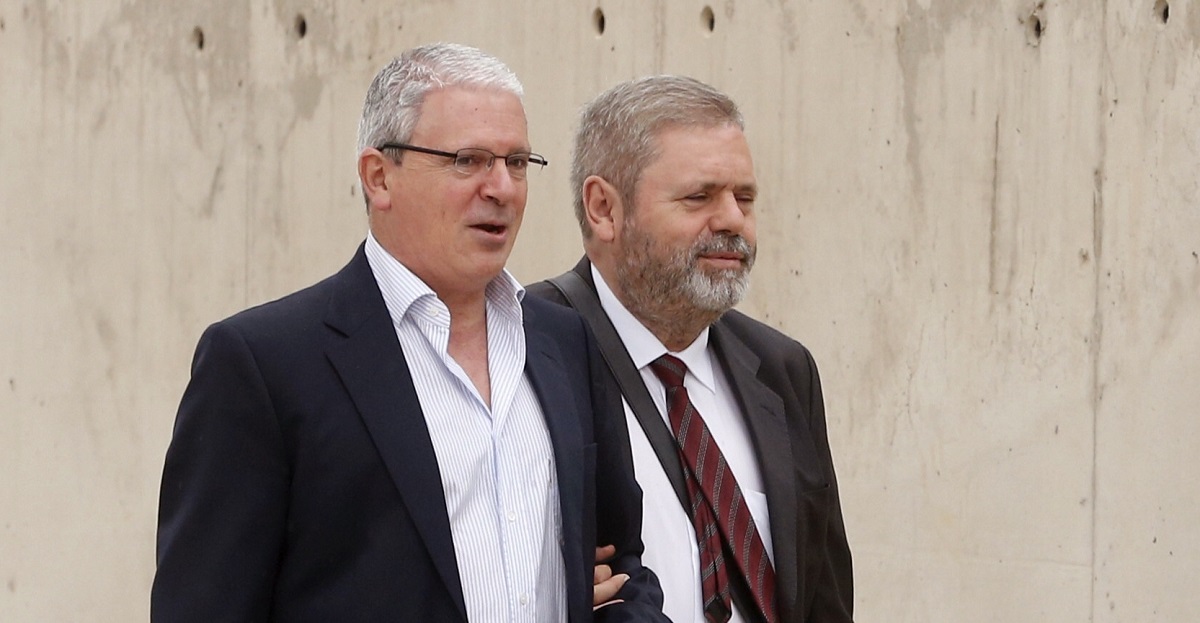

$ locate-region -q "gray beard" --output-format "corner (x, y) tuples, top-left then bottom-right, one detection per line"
(615, 227), (755, 326)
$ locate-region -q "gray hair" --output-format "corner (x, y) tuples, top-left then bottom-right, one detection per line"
(356, 43), (524, 155)
(570, 75), (744, 238)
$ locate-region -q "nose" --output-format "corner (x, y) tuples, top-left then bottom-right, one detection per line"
(708, 190), (748, 234)
(480, 158), (520, 204)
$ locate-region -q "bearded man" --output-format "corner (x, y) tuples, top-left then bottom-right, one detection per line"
(529, 76), (854, 623)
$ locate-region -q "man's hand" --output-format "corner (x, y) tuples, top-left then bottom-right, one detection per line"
(592, 544), (628, 610)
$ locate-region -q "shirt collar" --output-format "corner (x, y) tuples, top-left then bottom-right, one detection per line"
(365, 231), (524, 325)
(591, 264), (716, 393)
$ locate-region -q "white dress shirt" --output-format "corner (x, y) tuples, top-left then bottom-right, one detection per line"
(593, 265), (774, 623)
(366, 233), (565, 623)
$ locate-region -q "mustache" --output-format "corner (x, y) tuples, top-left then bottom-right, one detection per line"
(691, 234), (755, 266)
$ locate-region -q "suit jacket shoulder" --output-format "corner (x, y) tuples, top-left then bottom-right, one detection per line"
(711, 309), (855, 623)
(713, 310), (824, 424)
(529, 259), (852, 623)
(717, 310), (817, 369)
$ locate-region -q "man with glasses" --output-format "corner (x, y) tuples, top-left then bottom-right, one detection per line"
(152, 43), (665, 623)
(532, 76), (854, 622)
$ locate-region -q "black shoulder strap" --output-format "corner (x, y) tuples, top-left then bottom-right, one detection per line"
(548, 271), (690, 512)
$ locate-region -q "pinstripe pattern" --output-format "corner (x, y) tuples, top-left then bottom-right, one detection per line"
(366, 234), (565, 623)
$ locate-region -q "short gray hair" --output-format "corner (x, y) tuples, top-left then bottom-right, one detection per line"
(356, 43), (524, 155)
(570, 75), (744, 238)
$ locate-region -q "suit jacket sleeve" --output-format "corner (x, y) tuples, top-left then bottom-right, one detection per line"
(151, 320), (289, 621)
(584, 320), (669, 623)
(797, 347), (854, 622)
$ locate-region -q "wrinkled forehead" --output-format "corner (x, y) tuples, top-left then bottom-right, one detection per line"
(646, 122), (755, 175)
(412, 86), (530, 147)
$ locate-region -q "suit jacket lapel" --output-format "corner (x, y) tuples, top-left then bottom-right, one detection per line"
(710, 322), (800, 618)
(521, 302), (586, 618)
(563, 259), (692, 510)
(322, 247), (467, 620)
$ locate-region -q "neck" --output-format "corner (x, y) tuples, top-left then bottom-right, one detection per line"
(592, 257), (718, 352)
(446, 297), (492, 408)
(621, 293), (719, 353)
(441, 291), (488, 326)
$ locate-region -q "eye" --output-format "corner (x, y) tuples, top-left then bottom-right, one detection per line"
(454, 151), (487, 170)
(506, 155), (530, 171)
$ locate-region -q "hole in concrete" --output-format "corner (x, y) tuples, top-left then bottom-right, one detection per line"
(295, 14), (307, 38)
(1154, 0), (1169, 23)
(192, 26), (205, 50)
(701, 6), (715, 32)
(1023, 9), (1044, 47)
(593, 8), (605, 35)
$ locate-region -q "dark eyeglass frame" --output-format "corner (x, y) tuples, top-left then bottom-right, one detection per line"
(377, 142), (548, 178)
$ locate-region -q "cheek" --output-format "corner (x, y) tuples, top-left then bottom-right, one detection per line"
(512, 187), (529, 215)
(741, 217), (758, 243)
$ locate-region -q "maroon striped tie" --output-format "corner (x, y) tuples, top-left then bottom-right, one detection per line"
(650, 354), (777, 623)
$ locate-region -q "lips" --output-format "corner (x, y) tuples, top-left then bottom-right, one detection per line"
(472, 223), (507, 235)
(701, 251), (744, 262)
(694, 234), (755, 270)
(468, 220), (512, 243)
(698, 255), (746, 272)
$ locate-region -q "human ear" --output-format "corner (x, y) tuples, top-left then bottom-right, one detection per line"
(582, 175), (622, 243)
(358, 148), (393, 212)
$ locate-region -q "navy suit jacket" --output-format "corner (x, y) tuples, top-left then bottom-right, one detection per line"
(527, 258), (854, 623)
(152, 246), (665, 622)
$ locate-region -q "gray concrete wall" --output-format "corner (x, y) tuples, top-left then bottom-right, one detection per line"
(2, 0), (1197, 620)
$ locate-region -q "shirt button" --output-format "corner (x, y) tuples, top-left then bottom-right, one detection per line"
(507, 511), (517, 522)
(519, 594), (529, 606)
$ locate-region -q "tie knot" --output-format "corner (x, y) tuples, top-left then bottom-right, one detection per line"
(649, 354), (688, 390)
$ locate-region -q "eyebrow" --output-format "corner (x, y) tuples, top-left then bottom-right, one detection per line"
(692, 181), (758, 195)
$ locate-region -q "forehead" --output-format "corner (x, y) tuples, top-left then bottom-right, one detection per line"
(643, 123), (756, 187)
(411, 86), (529, 149)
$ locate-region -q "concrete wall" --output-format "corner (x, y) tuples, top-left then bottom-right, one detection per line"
(2, 0), (1197, 620)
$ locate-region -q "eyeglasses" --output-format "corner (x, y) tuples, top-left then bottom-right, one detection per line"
(378, 143), (548, 180)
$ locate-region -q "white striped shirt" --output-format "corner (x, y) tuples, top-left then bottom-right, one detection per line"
(365, 233), (566, 623)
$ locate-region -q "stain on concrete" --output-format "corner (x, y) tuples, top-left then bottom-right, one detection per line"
(93, 312), (120, 386)
(7, 577), (14, 593)
(201, 163), (224, 218)
(1186, 1), (1200, 43)
(989, 113), (1001, 299)
(94, 313), (117, 353)
(136, 1), (254, 149)
(651, 2), (667, 71)
(772, 0), (799, 52)
(895, 0), (990, 217)
(289, 73), (325, 122)
(1154, 271), (1200, 349)
(1090, 166), (1105, 418)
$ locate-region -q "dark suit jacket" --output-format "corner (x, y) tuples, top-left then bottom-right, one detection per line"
(527, 258), (854, 623)
(152, 246), (666, 623)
